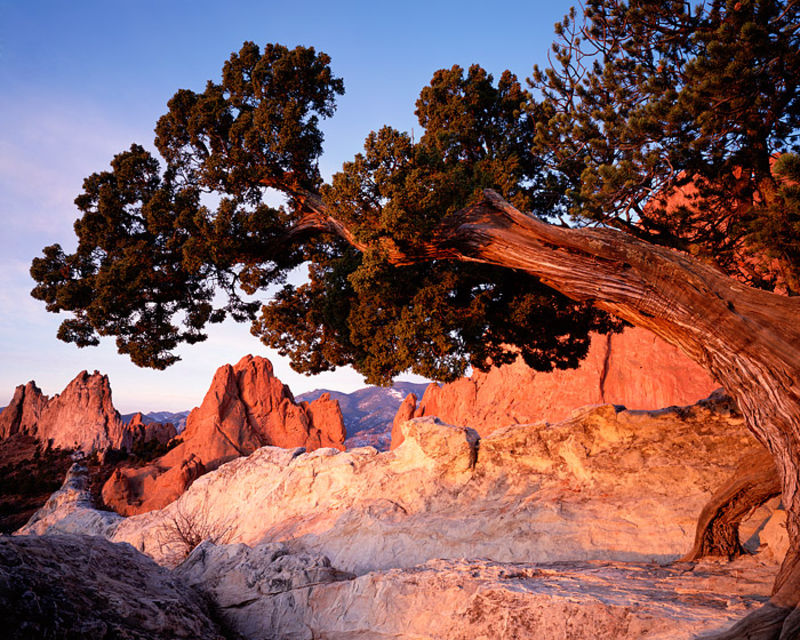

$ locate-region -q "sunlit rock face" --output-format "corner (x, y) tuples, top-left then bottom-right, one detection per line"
(19, 393), (781, 639)
(101, 355), (346, 516)
(391, 326), (718, 448)
(0, 381), (46, 440)
(127, 412), (178, 445)
(56, 392), (770, 575)
(18, 463), (121, 538)
(296, 556), (774, 640)
(0, 534), (225, 640)
(175, 540), (354, 639)
(0, 372), (132, 452)
(174, 541), (774, 640)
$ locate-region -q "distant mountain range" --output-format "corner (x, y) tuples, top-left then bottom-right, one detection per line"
(120, 410), (191, 432)
(297, 382), (430, 449)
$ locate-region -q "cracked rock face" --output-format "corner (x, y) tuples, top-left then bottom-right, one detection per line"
(0, 534), (225, 640)
(392, 326), (718, 447)
(297, 556), (775, 640)
(177, 546), (776, 640)
(175, 541), (353, 640)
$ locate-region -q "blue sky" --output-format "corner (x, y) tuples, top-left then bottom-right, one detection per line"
(0, 0), (573, 412)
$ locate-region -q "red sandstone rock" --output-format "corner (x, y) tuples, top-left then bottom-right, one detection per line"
(127, 413), (178, 446)
(103, 355), (346, 515)
(0, 382), (47, 440)
(102, 454), (205, 517)
(0, 373), (132, 453)
(391, 327), (717, 448)
(390, 393), (418, 451)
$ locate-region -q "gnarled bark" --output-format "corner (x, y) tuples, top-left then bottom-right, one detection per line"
(683, 448), (781, 562)
(297, 188), (800, 638)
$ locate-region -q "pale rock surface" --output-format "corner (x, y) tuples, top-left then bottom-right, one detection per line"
(102, 355), (347, 516)
(175, 541), (353, 640)
(0, 372), (133, 452)
(17, 462), (122, 537)
(0, 534), (225, 639)
(48, 392), (777, 577)
(19, 395), (784, 639)
(392, 326), (718, 447)
(300, 556), (775, 640)
(172, 541), (776, 640)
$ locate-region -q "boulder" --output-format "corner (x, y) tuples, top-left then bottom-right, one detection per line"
(0, 534), (224, 639)
(17, 462), (122, 538)
(392, 326), (717, 447)
(176, 541), (353, 640)
(102, 355), (346, 516)
(101, 454), (206, 518)
(389, 392), (417, 451)
(0, 372), (132, 452)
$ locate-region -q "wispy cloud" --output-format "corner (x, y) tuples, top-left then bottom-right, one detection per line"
(0, 95), (152, 243)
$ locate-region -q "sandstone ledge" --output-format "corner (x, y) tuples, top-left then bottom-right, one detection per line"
(177, 542), (775, 640)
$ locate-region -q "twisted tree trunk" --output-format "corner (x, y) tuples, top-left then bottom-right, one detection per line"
(683, 448), (781, 562)
(297, 188), (800, 638)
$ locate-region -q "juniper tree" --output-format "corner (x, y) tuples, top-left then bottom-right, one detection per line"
(30, 3), (800, 637)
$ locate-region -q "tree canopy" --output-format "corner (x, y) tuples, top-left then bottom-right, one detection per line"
(30, 0), (800, 384)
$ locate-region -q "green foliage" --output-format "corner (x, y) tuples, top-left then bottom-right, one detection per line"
(30, 2), (800, 382)
(31, 43), (343, 368)
(740, 152), (800, 292)
(155, 42), (344, 198)
(532, 0), (800, 290)
(255, 63), (616, 384)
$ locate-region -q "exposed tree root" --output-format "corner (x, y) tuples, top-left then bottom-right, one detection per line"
(684, 448), (781, 562)
(700, 602), (794, 639)
(697, 549), (800, 639)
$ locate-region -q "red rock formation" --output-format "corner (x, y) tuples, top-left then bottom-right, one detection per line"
(0, 373), (132, 453)
(0, 382), (47, 440)
(103, 355), (346, 515)
(391, 327), (717, 448)
(127, 413), (177, 446)
(390, 393), (418, 453)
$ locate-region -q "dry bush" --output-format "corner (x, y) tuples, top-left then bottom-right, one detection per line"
(157, 489), (233, 565)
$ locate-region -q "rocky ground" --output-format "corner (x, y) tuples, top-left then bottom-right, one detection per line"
(0, 534), (227, 639)
(11, 392), (788, 638)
